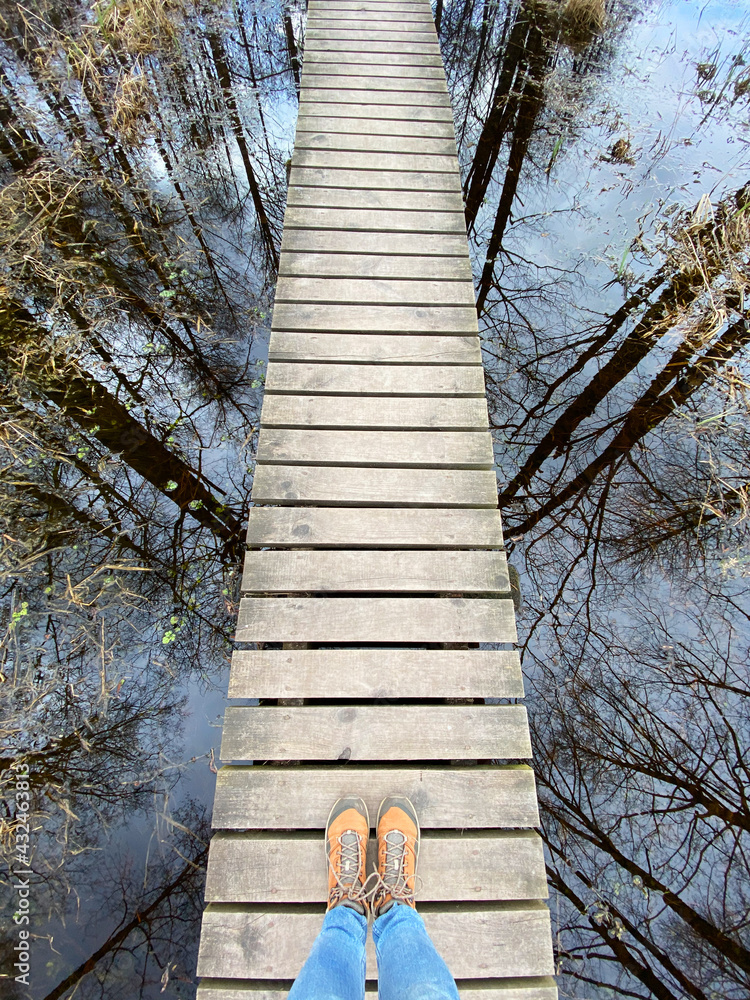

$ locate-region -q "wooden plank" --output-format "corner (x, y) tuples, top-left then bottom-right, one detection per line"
(286, 187), (464, 211)
(220, 704), (531, 761)
(245, 507), (503, 548)
(254, 429), (494, 469)
(264, 363), (484, 396)
(304, 38), (439, 52)
(205, 831), (546, 903)
(306, 30), (437, 44)
(279, 251), (471, 279)
(308, 10), (435, 22)
(274, 276), (474, 305)
(268, 332), (480, 363)
(283, 205), (465, 233)
(241, 549), (509, 593)
(212, 764), (540, 830)
(197, 983), (559, 1000)
(281, 229), (467, 255)
(308, 18), (435, 31)
(299, 101), (453, 121)
(291, 148), (458, 172)
(229, 648), (521, 698)
(301, 85), (450, 102)
(294, 132), (456, 155)
(236, 597), (517, 642)
(296, 116), (454, 139)
(260, 395), (488, 430)
(250, 466), (498, 507)
(197, 906), (555, 980)
(303, 61), (445, 78)
(304, 52), (443, 68)
(271, 303), (477, 334)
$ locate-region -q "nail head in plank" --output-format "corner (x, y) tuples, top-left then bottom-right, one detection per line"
(268, 333), (481, 364)
(197, 907), (555, 980)
(205, 832), (546, 903)
(229, 649), (521, 699)
(245, 507), (503, 548)
(236, 597), (517, 642)
(279, 252), (472, 279)
(250, 466), (498, 507)
(220, 704), (531, 761)
(265, 363), (484, 396)
(241, 549), (509, 594)
(255, 429), (494, 469)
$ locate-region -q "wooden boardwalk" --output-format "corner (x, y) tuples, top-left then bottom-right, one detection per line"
(196, 1), (557, 996)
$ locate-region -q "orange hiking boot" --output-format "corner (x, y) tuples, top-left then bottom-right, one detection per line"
(325, 796), (371, 914)
(373, 796), (420, 917)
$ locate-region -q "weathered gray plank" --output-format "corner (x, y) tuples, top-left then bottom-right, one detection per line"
(241, 549), (509, 593)
(283, 205), (465, 233)
(294, 132), (456, 154)
(274, 276), (474, 305)
(250, 466), (497, 507)
(303, 60), (445, 77)
(229, 648), (521, 698)
(264, 363), (484, 396)
(245, 507), (503, 548)
(304, 52), (443, 69)
(271, 303), (477, 334)
(254, 429), (494, 469)
(299, 101), (452, 121)
(291, 148), (458, 172)
(308, 10), (435, 23)
(196, 983), (559, 1000)
(205, 831), (546, 903)
(281, 229), (467, 255)
(308, 19), (434, 33)
(236, 597), (516, 642)
(301, 75), (448, 92)
(260, 395), (488, 430)
(297, 115), (454, 139)
(304, 38), (438, 53)
(286, 187), (464, 211)
(268, 332), (480, 363)
(306, 28), (436, 42)
(212, 764), (539, 830)
(279, 251), (471, 278)
(197, 906), (555, 980)
(305, 27), (438, 41)
(221, 704), (531, 761)
(302, 86), (450, 103)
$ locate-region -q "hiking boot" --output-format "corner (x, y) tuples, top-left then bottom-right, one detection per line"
(373, 796), (420, 917)
(325, 796), (371, 914)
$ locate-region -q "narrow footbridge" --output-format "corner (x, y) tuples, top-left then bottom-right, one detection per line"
(196, 1), (557, 996)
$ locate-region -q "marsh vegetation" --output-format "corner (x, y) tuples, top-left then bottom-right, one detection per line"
(1, 0), (748, 997)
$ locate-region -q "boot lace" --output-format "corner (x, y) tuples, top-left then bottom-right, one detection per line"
(372, 830), (422, 907)
(328, 830), (379, 907)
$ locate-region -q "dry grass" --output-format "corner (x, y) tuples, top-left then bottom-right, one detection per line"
(94, 0), (182, 56)
(560, 0), (606, 51)
(110, 70), (154, 143)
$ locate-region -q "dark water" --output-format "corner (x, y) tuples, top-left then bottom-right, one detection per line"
(0, 0), (748, 997)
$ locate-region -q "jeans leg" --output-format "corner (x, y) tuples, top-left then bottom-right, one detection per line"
(287, 906), (368, 1000)
(373, 905), (461, 1000)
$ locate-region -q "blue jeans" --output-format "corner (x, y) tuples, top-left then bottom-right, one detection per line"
(287, 904), (461, 1000)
